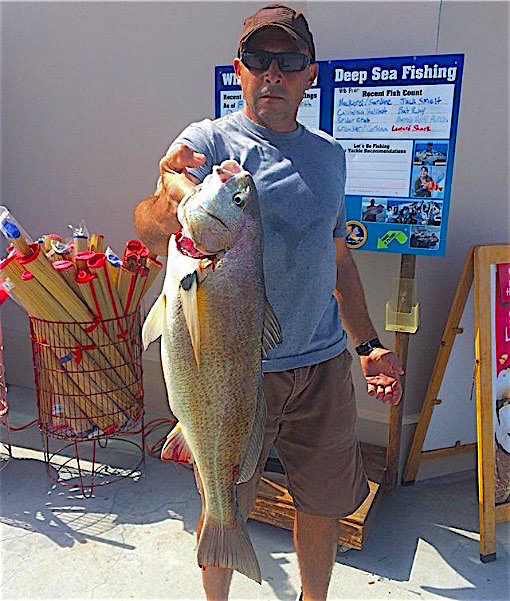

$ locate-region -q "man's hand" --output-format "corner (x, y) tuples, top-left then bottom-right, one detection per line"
(155, 144), (206, 211)
(360, 348), (404, 405)
(133, 145), (206, 256)
(157, 144), (206, 190)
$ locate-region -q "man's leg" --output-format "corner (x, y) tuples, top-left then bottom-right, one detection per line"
(274, 355), (369, 600)
(201, 566), (233, 601)
(294, 510), (338, 601)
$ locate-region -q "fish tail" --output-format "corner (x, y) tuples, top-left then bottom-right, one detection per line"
(197, 511), (261, 584)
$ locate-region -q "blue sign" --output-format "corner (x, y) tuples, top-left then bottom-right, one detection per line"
(215, 54), (464, 256)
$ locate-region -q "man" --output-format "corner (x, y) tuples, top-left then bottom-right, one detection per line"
(134, 5), (403, 600)
(362, 199), (379, 222)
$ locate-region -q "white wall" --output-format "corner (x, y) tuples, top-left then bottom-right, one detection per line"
(1, 2), (509, 476)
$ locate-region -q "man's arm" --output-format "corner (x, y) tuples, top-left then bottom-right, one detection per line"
(133, 145), (205, 256)
(335, 237), (377, 346)
(335, 237), (404, 404)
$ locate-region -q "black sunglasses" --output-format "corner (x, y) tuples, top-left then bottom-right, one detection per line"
(240, 50), (311, 73)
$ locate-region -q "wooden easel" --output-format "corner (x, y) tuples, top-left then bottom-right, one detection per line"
(250, 253), (416, 549)
(402, 246), (476, 484)
(401, 244), (510, 561)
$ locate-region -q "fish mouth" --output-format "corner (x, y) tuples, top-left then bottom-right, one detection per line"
(197, 206), (229, 230)
(221, 171), (254, 195)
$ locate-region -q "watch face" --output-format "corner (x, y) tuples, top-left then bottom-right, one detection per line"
(356, 338), (383, 355)
(356, 342), (371, 355)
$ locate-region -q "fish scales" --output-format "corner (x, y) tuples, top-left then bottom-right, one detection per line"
(163, 232), (264, 525)
(142, 162), (280, 583)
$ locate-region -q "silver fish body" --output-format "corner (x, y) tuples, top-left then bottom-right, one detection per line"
(142, 164), (281, 583)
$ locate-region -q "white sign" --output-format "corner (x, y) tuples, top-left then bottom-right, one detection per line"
(333, 84), (455, 140)
(338, 139), (414, 197)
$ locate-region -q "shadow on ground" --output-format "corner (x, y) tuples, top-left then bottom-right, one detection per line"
(0, 453), (301, 600)
(338, 472), (509, 600)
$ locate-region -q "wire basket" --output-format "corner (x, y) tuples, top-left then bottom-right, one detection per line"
(0, 311), (12, 468)
(0, 308), (7, 417)
(29, 310), (144, 441)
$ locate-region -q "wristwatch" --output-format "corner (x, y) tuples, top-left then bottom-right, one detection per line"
(355, 337), (385, 356)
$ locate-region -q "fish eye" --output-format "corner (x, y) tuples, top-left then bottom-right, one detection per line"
(233, 193), (244, 206)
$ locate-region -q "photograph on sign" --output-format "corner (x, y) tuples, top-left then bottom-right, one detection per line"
(361, 197), (387, 223)
(385, 199), (443, 226)
(414, 141), (449, 165)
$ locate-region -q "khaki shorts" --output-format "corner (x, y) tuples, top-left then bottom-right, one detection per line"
(196, 350), (370, 520)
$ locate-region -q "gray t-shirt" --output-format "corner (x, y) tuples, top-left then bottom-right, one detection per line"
(170, 110), (347, 372)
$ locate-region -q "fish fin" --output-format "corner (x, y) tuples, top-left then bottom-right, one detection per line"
(261, 298), (282, 358)
(142, 293), (166, 350)
(161, 422), (194, 463)
(238, 384), (266, 483)
(179, 271), (201, 366)
(197, 510), (261, 584)
(166, 233), (202, 295)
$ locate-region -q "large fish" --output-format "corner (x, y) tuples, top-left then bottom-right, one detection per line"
(142, 160), (281, 583)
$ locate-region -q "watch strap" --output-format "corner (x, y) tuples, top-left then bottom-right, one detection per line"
(355, 337), (385, 356)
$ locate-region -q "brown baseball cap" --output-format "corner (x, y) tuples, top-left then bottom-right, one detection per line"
(238, 4), (316, 62)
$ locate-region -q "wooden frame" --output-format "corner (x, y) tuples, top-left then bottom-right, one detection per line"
(386, 254), (416, 490)
(402, 247), (475, 483)
(474, 244), (510, 562)
(251, 443), (387, 549)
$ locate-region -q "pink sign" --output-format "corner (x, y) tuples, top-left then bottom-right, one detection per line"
(496, 263), (510, 375)
(495, 263), (510, 505)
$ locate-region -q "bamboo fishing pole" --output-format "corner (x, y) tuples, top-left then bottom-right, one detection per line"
(127, 257), (163, 334)
(73, 235), (89, 257)
(105, 247), (121, 288)
(141, 257), (163, 302)
(43, 234), (62, 257)
(88, 234), (104, 253)
(116, 267), (137, 314)
(75, 251), (96, 273)
(87, 253), (135, 367)
(74, 270), (103, 317)
(50, 240), (73, 262)
(17, 244), (138, 394)
(125, 244), (151, 313)
(123, 239), (144, 273)
(1, 258), (139, 422)
(0, 260), (125, 431)
(32, 334), (96, 436)
(87, 254), (125, 328)
(52, 261), (81, 296)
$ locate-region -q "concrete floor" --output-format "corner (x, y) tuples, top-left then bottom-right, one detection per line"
(0, 385), (509, 601)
